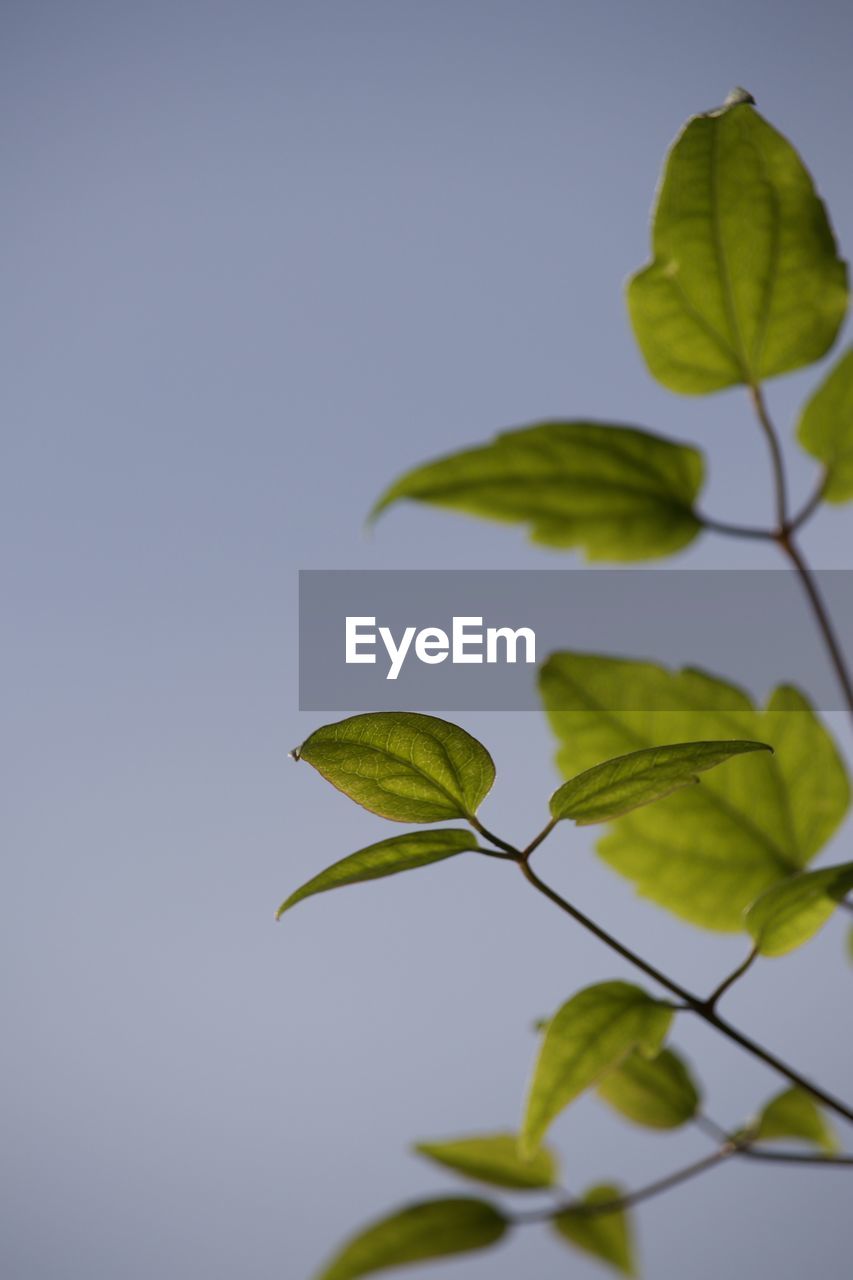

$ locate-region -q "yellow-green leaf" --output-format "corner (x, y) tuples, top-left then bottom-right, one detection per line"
(372, 422), (704, 561)
(597, 1048), (701, 1130)
(276, 830), (481, 919)
(745, 862), (853, 956)
(540, 655), (850, 930)
(553, 1185), (635, 1276)
(314, 1198), (508, 1280)
(295, 712), (495, 822)
(549, 740), (770, 825)
(797, 345), (853, 501)
(628, 97), (847, 394)
(753, 1088), (838, 1154)
(413, 1133), (558, 1190)
(521, 982), (673, 1154)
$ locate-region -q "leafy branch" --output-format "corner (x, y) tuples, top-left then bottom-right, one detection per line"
(287, 89), (853, 1276)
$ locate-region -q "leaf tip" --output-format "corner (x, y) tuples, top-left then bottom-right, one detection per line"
(725, 86), (756, 107)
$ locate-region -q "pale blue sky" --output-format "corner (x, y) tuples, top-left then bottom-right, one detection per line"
(4, 2), (853, 1277)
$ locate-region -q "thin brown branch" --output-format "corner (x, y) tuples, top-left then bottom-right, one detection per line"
(750, 383), (789, 527)
(704, 944), (759, 1010)
(514, 857), (853, 1126)
(777, 531), (853, 724)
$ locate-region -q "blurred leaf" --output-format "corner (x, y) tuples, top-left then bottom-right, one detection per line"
(549, 740), (770, 825)
(848, 922), (853, 965)
(628, 98), (847, 394)
(522, 982), (672, 1154)
(745, 862), (853, 956)
(797, 345), (853, 501)
(276, 830), (481, 919)
(414, 1133), (558, 1190)
(295, 712), (495, 822)
(315, 1197), (508, 1280)
(753, 1088), (838, 1154)
(553, 1185), (636, 1276)
(597, 1047), (701, 1130)
(540, 655), (850, 930)
(372, 422), (704, 561)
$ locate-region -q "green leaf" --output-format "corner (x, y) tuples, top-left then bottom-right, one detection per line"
(372, 422), (704, 561)
(549, 740), (771, 825)
(315, 1197), (508, 1280)
(413, 1133), (558, 1190)
(553, 1185), (635, 1276)
(276, 830), (481, 920)
(597, 1047), (701, 1130)
(745, 861), (853, 956)
(847, 922), (853, 966)
(797, 345), (853, 501)
(753, 1088), (838, 1154)
(628, 98), (847, 394)
(521, 982), (673, 1154)
(540, 655), (850, 930)
(295, 712), (495, 823)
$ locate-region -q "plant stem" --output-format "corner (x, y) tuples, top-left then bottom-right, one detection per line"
(788, 471), (829, 534)
(468, 816), (520, 858)
(695, 1113), (853, 1166)
(514, 1134), (853, 1229)
(750, 383), (789, 527)
(777, 530), (853, 721)
(704, 944), (759, 1009)
(515, 857), (853, 1125)
(743, 385), (853, 724)
(514, 1146), (737, 1225)
(518, 859), (696, 1005)
(737, 1147), (853, 1167)
(698, 514), (777, 541)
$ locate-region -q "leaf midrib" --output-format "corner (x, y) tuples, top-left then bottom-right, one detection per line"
(322, 731), (475, 815)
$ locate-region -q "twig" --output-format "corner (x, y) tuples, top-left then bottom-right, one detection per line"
(703, 945), (759, 1010)
(464, 830), (853, 1126)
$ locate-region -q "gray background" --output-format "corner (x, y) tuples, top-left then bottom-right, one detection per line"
(4, 2), (853, 1277)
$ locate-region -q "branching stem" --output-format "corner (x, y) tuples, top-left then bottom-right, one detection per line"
(512, 1134), (853, 1228)
(470, 815), (853, 1125)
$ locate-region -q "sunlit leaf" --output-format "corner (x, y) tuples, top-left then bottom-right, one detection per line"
(314, 1197), (508, 1280)
(597, 1047), (701, 1130)
(744, 861), (853, 956)
(295, 712), (495, 822)
(521, 982), (672, 1154)
(797, 345), (853, 501)
(628, 96), (847, 394)
(553, 1185), (636, 1276)
(753, 1088), (838, 1154)
(276, 830), (481, 919)
(549, 741), (770, 825)
(414, 1133), (558, 1190)
(540, 655), (850, 930)
(372, 422), (704, 561)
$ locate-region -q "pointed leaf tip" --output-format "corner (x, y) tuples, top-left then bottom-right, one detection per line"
(522, 981), (673, 1152)
(414, 1132), (558, 1190)
(276, 830), (479, 919)
(549, 740), (771, 825)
